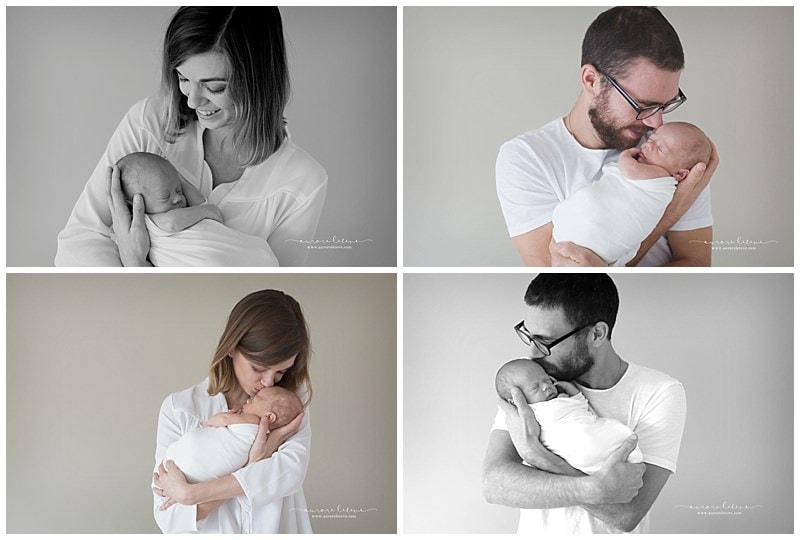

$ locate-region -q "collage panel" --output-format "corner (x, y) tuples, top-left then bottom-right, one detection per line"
(404, 7), (792, 267)
(404, 272), (792, 533)
(6, 273), (396, 533)
(7, 6), (396, 268)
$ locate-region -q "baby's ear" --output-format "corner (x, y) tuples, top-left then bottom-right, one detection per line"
(267, 412), (277, 425)
(674, 168), (690, 182)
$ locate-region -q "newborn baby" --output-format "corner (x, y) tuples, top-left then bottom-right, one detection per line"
(495, 358), (643, 474)
(162, 386), (303, 483)
(116, 152), (278, 266)
(552, 121), (712, 266)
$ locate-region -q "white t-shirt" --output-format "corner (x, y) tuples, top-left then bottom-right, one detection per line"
(496, 117), (712, 266)
(56, 97), (328, 267)
(491, 362), (687, 534)
(153, 379), (312, 534)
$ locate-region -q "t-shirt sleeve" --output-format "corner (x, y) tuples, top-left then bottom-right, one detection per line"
(496, 139), (561, 238)
(490, 406), (508, 431)
(669, 185), (713, 231)
(634, 382), (687, 473)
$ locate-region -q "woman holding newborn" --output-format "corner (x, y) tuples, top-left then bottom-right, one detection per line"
(55, 7), (327, 267)
(152, 289), (313, 533)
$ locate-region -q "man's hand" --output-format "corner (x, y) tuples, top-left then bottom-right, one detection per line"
(497, 387), (541, 464)
(662, 139), (719, 228)
(550, 239), (608, 267)
(586, 436), (645, 504)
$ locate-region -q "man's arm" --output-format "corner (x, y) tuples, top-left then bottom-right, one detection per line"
(512, 223), (553, 266)
(664, 227), (712, 266)
(582, 463), (672, 532)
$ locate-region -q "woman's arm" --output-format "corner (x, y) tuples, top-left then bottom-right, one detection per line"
(55, 98), (164, 266)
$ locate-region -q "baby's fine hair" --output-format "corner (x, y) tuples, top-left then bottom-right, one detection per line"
(495, 358), (541, 402)
(115, 152), (171, 203)
(669, 121), (712, 168)
(262, 386), (303, 429)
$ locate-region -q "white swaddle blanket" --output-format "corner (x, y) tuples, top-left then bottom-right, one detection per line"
(164, 424), (258, 483)
(146, 216), (279, 267)
(531, 393), (643, 474)
(552, 162), (676, 266)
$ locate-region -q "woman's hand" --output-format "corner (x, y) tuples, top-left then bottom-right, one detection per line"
(153, 460), (194, 510)
(105, 165), (151, 266)
(247, 411), (305, 465)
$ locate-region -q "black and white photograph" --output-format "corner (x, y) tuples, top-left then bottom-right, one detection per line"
(404, 272), (793, 534)
(6, 273), (396, 534)
(404, 7), (792, 267)
(7, 6), (396, 267)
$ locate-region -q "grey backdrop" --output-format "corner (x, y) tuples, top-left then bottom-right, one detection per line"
(404, 7), (793, 267)
(6, 273), (396, 533)
(6, 6), (396, 267)
(404, 273), (793, 533)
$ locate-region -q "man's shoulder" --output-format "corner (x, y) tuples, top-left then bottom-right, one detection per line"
(499, 118), (567, 158)
(628, 362), (684, 394)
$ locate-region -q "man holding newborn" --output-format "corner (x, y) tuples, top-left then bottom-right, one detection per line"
(496, 7), (718, 266)
(482, 274), (686, 533)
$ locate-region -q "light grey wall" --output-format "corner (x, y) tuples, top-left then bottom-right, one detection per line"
(404, 7), (793, 267)
(6, 6), (396, 267)
(403, 273), (793, 533)
(6, 273), (396, 533)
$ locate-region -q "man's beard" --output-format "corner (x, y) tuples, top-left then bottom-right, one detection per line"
(534, 335), (594, 381)
(588, 91), (648, 151)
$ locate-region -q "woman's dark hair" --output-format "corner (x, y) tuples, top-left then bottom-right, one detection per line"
(581, 7), (684, 79)
(161, 7), (289, 166)
(524, 274), (619, 339)
(208, 289), (312, 406)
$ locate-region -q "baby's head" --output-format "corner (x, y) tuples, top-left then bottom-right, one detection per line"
(637, 122), (711, 181)
(116, 152), (187, 214)
(241, 386), (303, 429)
(495, 358), (558, 404)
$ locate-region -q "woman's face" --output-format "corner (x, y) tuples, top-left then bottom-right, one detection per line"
(231, 349), (297, 398)
(176, 52), (235, 130)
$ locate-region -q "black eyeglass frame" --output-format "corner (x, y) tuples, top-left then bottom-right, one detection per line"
(514, 320), (598, 356)
(596, 66), (686, 120)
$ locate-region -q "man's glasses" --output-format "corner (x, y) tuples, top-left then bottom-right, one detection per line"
(596, 66), (686, 120)
(514, 321), (597, 356)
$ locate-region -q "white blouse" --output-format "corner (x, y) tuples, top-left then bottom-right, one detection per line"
(153, 379), (312, 533)
(55, 97), (327, 267)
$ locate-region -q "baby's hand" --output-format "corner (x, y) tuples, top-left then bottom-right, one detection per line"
(203, 204), (224, 223)
(204, 412), (236, 427)
(618, 148), (641, 177)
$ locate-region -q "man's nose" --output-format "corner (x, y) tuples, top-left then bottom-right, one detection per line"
(529, 344), (546, 359)
(642, 110), (663, 129)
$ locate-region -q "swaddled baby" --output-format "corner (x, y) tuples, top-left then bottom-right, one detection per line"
(116, 152), (278, 267)
(495, 358), (643, 474)
(552, 121), (712, 266)
(163, 386), (303, 483)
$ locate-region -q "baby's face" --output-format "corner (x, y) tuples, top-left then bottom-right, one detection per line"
(511, 363), (558, 404)
(635, 124), (683, 173)
(241, 388), (274, 417)
(139, 170), (187, 214)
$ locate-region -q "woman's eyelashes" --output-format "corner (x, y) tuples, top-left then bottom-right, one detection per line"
(176, 74), (226, 95)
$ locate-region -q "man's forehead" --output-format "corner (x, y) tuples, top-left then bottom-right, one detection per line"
(618, 59), (681, 103)
(523, 304), (569, 333)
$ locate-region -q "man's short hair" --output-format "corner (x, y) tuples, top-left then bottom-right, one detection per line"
(524, 274), (620, 338)
(581, 7), (684, 79)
